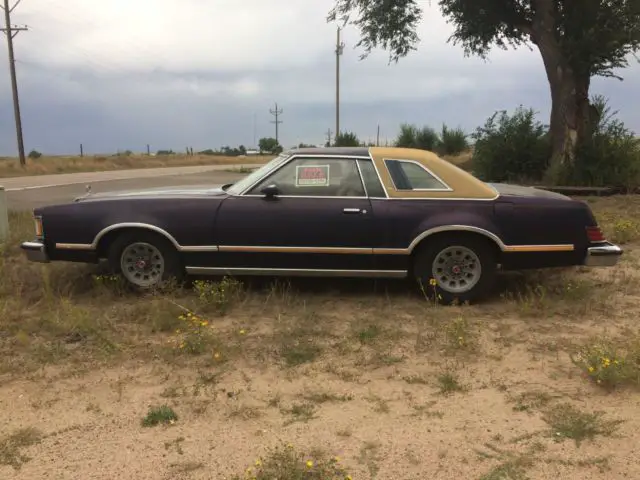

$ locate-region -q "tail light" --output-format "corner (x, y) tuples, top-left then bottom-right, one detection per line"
(586, 226), (605, 243)
(34, 216), (43, 238)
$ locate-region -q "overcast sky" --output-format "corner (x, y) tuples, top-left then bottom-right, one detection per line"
(0, 0), (638, 156)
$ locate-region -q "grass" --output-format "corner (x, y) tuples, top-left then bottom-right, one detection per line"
(0, 153), (271, 178)
(1, 194), (640, 478)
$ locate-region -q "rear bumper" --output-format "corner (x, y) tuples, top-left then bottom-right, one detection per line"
(20, 240), (50, 263)
(583, 242), (623, 267)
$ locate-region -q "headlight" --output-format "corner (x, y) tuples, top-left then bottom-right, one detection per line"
(34, 216), (43, 238)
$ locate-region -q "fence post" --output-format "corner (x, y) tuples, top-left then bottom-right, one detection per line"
(0, 186), (9, 242)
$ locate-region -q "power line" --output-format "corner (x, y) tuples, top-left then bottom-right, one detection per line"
(1, 0), (28, 166)
(269, 102), (283, 144)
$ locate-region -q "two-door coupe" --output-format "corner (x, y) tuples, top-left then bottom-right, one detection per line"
(20, 146), (623, 304)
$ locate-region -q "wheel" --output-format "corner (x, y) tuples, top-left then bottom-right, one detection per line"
(413, 234), (497, 305)
(107, 231), (184, 289)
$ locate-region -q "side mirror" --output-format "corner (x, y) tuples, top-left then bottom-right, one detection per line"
(261, 184), (279, 199)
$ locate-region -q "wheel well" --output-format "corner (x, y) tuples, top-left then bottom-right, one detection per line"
(409, 230), (502, 268)
(95, 227), (177, 258)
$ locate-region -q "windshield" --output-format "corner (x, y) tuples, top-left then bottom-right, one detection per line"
(225, 153), (291, 195)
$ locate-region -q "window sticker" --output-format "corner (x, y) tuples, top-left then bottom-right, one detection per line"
(295, 165), (330, 187)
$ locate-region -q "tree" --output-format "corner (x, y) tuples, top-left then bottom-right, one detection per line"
(259, 137), (283, 154)
(328, 0), (640, 183)
(334, 131), (360, 146)
(394, 123), (440, 151)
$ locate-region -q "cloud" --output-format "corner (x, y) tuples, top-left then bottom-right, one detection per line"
(0, 0), (638, 155)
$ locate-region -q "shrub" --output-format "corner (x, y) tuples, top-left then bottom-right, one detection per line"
(394, 123), (440, 151)
(567, 95), (640, 190)
(439, 124), (469, 155)
(27, 150), (42, 159)
(334, 131), (360, 147)
(471, 106), (550, 183)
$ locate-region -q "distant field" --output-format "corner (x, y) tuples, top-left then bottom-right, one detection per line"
(0, 150), (475, 178)
(0, 154), (273, 178)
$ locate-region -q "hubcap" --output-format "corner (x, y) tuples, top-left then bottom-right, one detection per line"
(120, 242), (165, 287)
(431, 245), (482, 294)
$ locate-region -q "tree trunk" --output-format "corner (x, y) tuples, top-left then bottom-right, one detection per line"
(543, 66), (591, 184)
(531, 0), (592, 185)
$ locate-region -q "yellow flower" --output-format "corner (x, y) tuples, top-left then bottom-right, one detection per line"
(588, 366), (595, 373)
(345, 476), (353, 480)
(286, 443), (293, 449)
(200, 321), (209, 327)
(333, 456), (340, 462)
(239, 329), (246, 335)
(214, 352), (221, 360)
(306, 460), (313, 468)
(429, 278), (437, 286)
(255, 459), (262, 467)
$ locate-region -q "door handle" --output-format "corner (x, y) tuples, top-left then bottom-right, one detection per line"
(343, 208), (367, 214)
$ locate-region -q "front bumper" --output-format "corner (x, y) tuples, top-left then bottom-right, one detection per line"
(20, 240), (50, 263)
(583, 242), (623, 267)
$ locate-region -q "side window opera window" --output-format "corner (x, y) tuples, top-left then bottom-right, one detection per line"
(247, 157), (366, 197)
(384, 159), (451, 191)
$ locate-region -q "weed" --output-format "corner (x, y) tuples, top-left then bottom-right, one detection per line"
(0, 427), (42, 470)
(437, 371), (467, 395)
(571, 338), (640, 390)
(193, 277), (244, 314)
(232, 442), (351, 480)
(141, 405), (178, 427)
(282, 403), (317, 426)
(172, 311), (217, 355)
(542, 403), (623, 447)
(358, 441), (382, 479)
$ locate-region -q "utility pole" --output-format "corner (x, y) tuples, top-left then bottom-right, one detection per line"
(269, 102), (283, 144)
(325, 128), (332, 147)
(335, 26), (345, 139)
(1, 0), (27, 167)
(252, 112), (257, 149)
(376, 124), (380, 147)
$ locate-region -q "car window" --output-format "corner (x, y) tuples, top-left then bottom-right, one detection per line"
(247, 157), (366, 197)
(226, 153), (291, 195)
(384, 159), (450, 191)
(357, 159), (387, 197)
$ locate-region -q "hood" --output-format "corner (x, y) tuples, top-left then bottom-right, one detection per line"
(74, 184), (228, 202)
(488, 183), (571, 201)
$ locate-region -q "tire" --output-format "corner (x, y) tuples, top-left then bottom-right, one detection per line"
(106, 231), (184, 290)
(412, 234), (497, 305)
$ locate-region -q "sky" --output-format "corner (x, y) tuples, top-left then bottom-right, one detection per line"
(0, 0), (638, 156)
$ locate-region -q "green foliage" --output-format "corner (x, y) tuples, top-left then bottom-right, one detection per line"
(141, 405), (177, 427)
(567, 95), (640, 190)
(259, 137), (283, 154)
(27, 150), (42, 159)
(471, 106), (550, 183)
(394, 123), (440, 151)
(156, 149), (175, 155)
(334, 131), (360, 147)
(439, 124), (469, 155)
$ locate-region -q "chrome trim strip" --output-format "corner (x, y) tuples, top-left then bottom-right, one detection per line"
(56, 243), (93, 250)
(89, 223), (219, 252)
(406, 225), (574, 253)
(239, 195), (370, 199)
(383, 158), (454, 192)
(185, 266), (407, 278)
(218, 245), (373, 254)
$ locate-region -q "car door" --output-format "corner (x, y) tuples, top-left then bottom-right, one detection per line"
(212, 155), (376, 272)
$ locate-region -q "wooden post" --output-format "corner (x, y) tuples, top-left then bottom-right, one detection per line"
(80, 143), (84, 157)
(0, 186), (9, 242)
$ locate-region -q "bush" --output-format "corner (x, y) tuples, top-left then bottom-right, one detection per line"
(471, 106), (550, 183)
(334, 131), (360, 147)
(27, 150), (42, 159)
(394, 123), (440, 151)
(439, 124), (469, 155)
(567, 95), (640, 190)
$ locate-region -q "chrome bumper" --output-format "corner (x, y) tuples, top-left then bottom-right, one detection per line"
(584, 242), (623, 267)
(20, 240), (50, 263)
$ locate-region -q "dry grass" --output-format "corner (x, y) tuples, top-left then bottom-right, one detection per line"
(0, 154), (271, 178)
(0, 195), (639, 479)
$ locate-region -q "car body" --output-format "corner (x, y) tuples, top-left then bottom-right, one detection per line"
(20, 146), (623, 303)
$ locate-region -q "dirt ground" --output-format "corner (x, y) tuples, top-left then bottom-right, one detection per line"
(1, 196), (639, 480)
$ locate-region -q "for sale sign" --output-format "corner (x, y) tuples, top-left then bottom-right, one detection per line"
(295, 165), (330, 187)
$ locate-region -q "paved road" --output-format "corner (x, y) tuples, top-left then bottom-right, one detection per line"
(2, 166), (254, 211)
